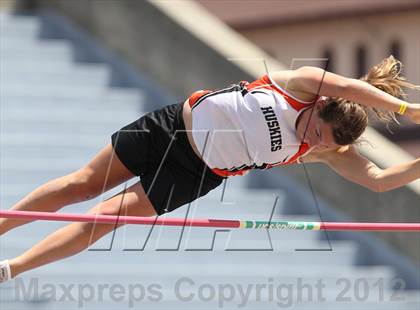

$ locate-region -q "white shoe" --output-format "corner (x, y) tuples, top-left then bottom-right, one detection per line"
(0, 260), (12, 283)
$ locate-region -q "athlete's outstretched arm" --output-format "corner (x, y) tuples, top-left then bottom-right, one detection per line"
(312, 145), (420, 192)
(287, 66), (420, 123)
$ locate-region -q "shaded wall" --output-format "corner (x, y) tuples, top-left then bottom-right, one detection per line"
(31, 0), (252, 102)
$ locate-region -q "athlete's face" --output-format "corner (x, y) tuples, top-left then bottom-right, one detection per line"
(302, 100), (338, 148)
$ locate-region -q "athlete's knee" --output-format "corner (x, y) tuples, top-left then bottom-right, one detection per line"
(87, 200), (122, 217)
(66, 168), (104, 202)
(83, 202), (125, 234)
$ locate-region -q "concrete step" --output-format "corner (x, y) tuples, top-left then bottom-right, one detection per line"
(0, 59), (104, 75)
(1, 84), (143, 101)
(1, 71), (110, 87)
(0, 96), (140, 110)
(0, 231), (330, 252)
(0, 133), (118, 149)
(0, 36), (61, 46)
(0, 53), (71, 63)
(0, 13), (40, 24)
(1, 243), (358, 266)
(0, 230), (341, 253)
(1, 106), (141, 123)
(0, 39), (69, 50)
(0, 120), (139, 136)
(0, 144), (102, 159)
(0, 261), (394, 278)
(1, 61), (109, 76)
(0, 42), (73, 62)
(0, 16), (40, 38)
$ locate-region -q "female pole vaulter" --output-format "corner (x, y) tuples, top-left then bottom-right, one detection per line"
(1, 55), (419, 282)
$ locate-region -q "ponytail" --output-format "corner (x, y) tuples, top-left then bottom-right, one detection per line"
(360, 55), (420, 125)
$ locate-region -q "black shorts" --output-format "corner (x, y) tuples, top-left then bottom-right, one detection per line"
(111, 102), (225, 215)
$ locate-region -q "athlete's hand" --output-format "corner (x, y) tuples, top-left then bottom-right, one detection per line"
(406, 103), (420, 124)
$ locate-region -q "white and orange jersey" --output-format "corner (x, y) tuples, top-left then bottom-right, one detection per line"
(188, 74), (321, 178)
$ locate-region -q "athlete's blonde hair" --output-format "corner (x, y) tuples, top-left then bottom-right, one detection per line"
(319, 55), (420, 145)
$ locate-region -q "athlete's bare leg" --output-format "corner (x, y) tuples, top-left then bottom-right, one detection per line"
(8, 182), (156, 278)
(0, 144), (135, 235)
